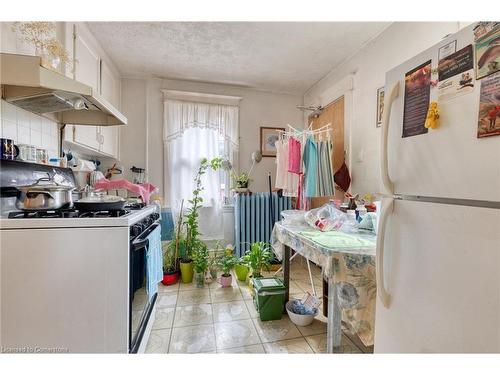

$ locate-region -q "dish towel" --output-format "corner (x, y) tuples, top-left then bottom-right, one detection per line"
(145, 225), (163, 299)
(94, 178), (158, 203)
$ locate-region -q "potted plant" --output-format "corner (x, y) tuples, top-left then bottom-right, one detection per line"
(243, 242), (273, 279)
(162, 242), (179, 285)
(182, 157), (223, 284)
(207, 242), (222, 282)
(178, 231), (194, 283)
(217, 247), (237, 287)
(231, 171), (251, 189)
(191, 239), (209, 288)
(234, 257), (250, 282)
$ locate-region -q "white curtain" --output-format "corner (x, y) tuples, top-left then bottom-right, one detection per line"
(164, 99), (239, 151)
(164, 99), (239, 240)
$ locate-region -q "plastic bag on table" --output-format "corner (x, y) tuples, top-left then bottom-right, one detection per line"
(304, 203), (346, 232)
(339, 210), (359, 233)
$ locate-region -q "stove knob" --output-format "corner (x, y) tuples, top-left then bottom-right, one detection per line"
(130, 224), (141, 237)
(153, 213), (160, 221)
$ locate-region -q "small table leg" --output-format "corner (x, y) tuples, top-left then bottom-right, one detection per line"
(327, 278), (342, 353)
(283, 245), (290, 310)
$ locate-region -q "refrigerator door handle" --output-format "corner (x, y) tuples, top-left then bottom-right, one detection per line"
(380, 81), (400, 196)
(376, 197), (393, 308)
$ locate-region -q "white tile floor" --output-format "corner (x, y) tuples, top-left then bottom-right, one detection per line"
(146, 257), (365, 354)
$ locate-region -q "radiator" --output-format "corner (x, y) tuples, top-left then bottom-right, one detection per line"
(234, 192), (292, 257)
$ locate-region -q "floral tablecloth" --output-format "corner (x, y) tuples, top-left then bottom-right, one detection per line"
(271, 222), (377, 347)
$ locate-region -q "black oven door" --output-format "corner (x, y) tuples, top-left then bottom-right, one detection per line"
(129, 222), (159, 353)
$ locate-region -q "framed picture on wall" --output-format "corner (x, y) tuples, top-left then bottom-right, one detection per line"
(376, 86), (385, 127)
(260, 126), (284, 157)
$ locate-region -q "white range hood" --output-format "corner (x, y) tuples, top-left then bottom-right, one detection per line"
(0, 53), (127, 126)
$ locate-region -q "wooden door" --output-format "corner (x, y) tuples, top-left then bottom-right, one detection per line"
(309, 96), (345, 208)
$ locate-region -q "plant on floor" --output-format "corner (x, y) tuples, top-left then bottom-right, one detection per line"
(162, 241), (179, 285)
(179, 157), (224, 285)
(217, 247), (237, 287)
(234, 257), (250, 282)
(208, 241), (222, 281)
(191, 239), (209, 288)
(185, 157), (223, 251)
(243, 242), (273, 278)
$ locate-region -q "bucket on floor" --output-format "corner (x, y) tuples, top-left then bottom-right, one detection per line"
(285, 300), (318, 326)
(252, 277), (286, 321)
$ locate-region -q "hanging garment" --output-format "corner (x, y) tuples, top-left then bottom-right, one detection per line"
(318, 141), (325, 196)
(275, 139), (287, 189)
(303, 137), (319, 197)
(288, 137), (302, 174)
(283, 169), (299, 197)
(334, 160), (351, 192)
(319, 140), (335, 196)
(324, 141), (335, 196)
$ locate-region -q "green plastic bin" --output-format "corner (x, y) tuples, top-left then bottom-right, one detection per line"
(252, 277), (286, 321)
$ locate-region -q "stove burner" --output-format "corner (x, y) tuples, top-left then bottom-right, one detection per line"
(78, 209), (128, 218)
(8, 208), (130, 219)
(125, 202), (146, 210)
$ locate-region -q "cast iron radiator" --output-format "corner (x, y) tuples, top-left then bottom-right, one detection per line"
(234, 192), (292, 257)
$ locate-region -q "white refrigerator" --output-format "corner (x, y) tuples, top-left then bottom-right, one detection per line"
(375, 23), (500, 353)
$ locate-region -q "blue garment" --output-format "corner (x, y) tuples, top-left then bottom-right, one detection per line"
(303, 137), (318, 197)
(145, 225), (163, 299)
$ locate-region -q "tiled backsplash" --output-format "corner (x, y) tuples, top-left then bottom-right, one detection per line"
(0, 100), (59, 159)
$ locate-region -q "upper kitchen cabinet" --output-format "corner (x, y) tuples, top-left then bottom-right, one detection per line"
(64, 23), (122, 160)
(73, 25), (100, 92)
(100, 59), (121, 110)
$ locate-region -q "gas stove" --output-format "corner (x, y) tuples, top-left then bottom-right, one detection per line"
(1, 203), (158, 229)
(5, 201), (147, 219)
(7, 208), (130, 219)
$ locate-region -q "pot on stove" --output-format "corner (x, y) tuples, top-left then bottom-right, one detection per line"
(16, 176), (75, 211)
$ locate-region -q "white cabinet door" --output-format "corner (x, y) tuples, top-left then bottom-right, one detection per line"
(74, 125), (100, 150)
(71, 25), (101, 151)
(99, 126), (119, 158)
(73, 25), (100, 92)
(100, 60), (121, 109)
(99, 59), (120, 159)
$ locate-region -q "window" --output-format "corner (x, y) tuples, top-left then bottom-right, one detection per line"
(163, 92), (240, 239)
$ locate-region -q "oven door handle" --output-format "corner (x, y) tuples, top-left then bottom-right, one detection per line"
(132, 238), (149, 252)
(131, 222), (160, 252)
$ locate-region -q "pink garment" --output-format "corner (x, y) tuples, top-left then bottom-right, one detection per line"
(288, 138), (301, 174)
(94, 178), (158, 203)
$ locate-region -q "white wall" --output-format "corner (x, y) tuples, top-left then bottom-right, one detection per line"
(120, 78), (148, 181)
(304, 22), (462, 196)
(120, 77), (303, 203)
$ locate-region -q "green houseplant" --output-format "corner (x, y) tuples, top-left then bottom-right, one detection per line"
(181, 157), (224, 285)
(162, 241), (179, 285)
(234, 257), (250, 282)
(243, 242), (273, 278)
(191, 239), (209, 288)
(208, 242), (222, 282)
(231, 171), (251, 189)
(217, 247), (237, 287)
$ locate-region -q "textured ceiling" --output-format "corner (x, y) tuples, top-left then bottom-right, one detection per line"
(88, 22), (390, 94)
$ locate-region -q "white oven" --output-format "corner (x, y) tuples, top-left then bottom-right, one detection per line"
(0, 205), (160, 353)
